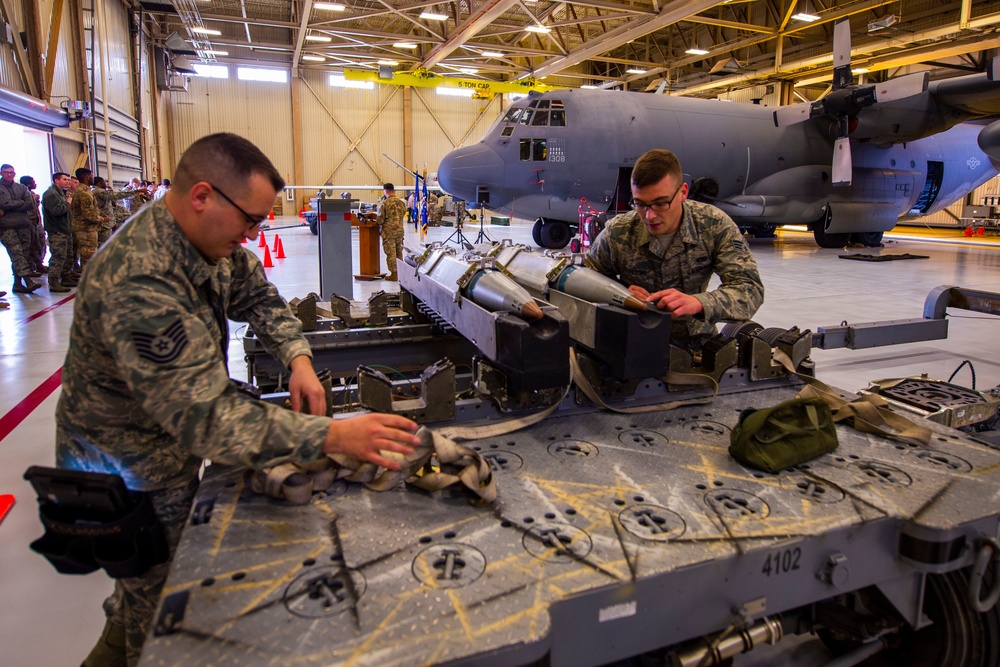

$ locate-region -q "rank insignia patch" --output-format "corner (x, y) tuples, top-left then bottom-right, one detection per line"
(132, 319), (188, 364)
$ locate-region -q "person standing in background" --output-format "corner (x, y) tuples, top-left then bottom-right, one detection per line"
(19, 175), (47, 275)
(70, 168), (107, 273)
(0, 164), (42, 293)
(42, 172), (76, 293)
(376, 183), (406, 281)
(92, 177), (133, 246)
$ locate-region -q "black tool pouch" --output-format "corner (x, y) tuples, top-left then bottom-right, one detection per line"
(729, 397), (839, 473)
(24, 466), (169, 579)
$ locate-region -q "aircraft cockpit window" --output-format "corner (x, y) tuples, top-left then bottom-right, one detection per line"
(533, 139), (547, 161)
(519, 110), (534, 125)
(536, 100), (550, 109)
(502, 108), (521, 123)
(531, 111), (550, 126)
(520, 139), (531, 161)
(550, 110), (566, 126)
(528, 100), (539, 108)
(501, 126), (514, 137)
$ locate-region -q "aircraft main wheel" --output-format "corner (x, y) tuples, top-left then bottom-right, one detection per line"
(532, 219), (544, 246)
(539, 220), (571, 249)
(854, 231), (884, 247)
(309, 219), (318, 235)
(753, 224), (777, 239)
(818, 571), (1000, 667)
(813, 226), (851, 248)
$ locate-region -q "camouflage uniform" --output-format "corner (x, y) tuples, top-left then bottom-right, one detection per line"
(70, 183), (104, 271)
(0, 179), (38, 282)
(94, 186), (133, 245)
(42, 183), (74, 285)
(25, 190), (47, 271)
(55, 199), (331, 665)
(377, 195), (406, 277)
(586, 199), (764, 347)
(427, 193), (441, 227)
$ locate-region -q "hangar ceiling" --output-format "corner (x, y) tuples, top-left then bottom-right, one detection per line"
(141, 0), (1000, 98)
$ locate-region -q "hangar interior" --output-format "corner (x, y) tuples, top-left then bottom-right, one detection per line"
(2, 1), (1000, 666)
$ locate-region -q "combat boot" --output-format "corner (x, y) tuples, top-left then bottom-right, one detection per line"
(386, 272), (398, 281)
(23, 276), (42, 292)
(49, 279), (70, 293)
(80, 620), (126, 667)
(61, 275), (80, 287)
(11, 277), (30, 293)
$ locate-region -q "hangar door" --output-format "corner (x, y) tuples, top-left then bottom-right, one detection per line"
(91, 97), (143, 189)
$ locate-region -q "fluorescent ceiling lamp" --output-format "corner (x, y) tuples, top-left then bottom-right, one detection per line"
(315, 3), (346, 10)
(791, 8), (820, 21)
(306, 35), (332, 42)
(580, 84), (598, 89)
(330, 74), (374, 89)
(626, 68), (647, 74)
(202, 50), (228, 56)
(481, 51), (504, 58)
(191, 27), (221, 35)
(393, 42), (418, 49)
(437, 87), (474, 97)
(525, 25), (550, 34)
(420, 12), (448, 21)
(302, 55), (326, 62)
(459, 68), (478, 74)
(377, 60), (399, 66)
(852, 67), (869, 74)
(685, 48), (709, 55)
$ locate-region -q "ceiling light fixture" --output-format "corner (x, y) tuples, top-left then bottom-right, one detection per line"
(393, 42), (418, 49)
(202, 50), (228, 56)
(306, 35), (332, 42)
(191, 27), (221, 36)
(315, 3), (346, 11)
(302, 55), (326, 62)
(626, 68), (647, 74)
(459, 68), (478, 74)
(685, 48), (710, 55)
(420, 11), (448, 21)
(377, 60), (399, 66)
(525, 25), (550, 34)
(791, 1), (819, 22)
(481, 51), (504, 58)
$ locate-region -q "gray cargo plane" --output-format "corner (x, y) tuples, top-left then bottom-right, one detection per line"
(438, 22), (1000, 249)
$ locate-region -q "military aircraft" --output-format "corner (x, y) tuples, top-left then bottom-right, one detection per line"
(438, 20), (1000, 249)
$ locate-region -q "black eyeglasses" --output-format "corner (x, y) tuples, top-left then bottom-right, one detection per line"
(211, 184), (268, 228)
(630, 183), (683, 215)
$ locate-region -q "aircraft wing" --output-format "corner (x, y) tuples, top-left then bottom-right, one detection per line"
(926, 57), (1000, 117)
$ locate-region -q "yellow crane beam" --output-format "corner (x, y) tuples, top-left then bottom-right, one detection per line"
(343, 68), (565, 97)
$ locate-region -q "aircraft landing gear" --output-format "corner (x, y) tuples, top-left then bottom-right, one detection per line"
(854, 231), (885, 247)
(532, 218), (572, 249)
(813, 210), (851, 248)
(753, 224), (777, 239)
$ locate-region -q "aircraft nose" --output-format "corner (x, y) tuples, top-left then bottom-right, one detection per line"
(438, 144), (505, 207)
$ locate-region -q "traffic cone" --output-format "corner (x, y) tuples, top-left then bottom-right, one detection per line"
(259, 230), (267, 248)
(978, 226), (986, 236)
(965, 226), (974, 237)
(273, 234), (281, 253)
(268, 210), (275, 221)
(276, 237), (286, 259)
(262, 244), (274, 268)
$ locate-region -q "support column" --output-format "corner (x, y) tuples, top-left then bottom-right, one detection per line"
(403, 86), (412, 188)
(291, 71), (305, 214)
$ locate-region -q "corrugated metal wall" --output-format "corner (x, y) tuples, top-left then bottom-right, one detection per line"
(92, 0), (133, 112)
(168, 71), (295, 180)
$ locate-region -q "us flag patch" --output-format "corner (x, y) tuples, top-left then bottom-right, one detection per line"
(132, 319), (188, 364)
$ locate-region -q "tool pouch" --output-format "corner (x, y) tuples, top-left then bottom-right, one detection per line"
(24, 466), (169, 579)
(729, 397), (839, 472)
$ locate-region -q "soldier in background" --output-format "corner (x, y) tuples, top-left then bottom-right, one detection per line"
(56, 133), (419, 667)
(0, 164), (42, 293)
(70, 168), (107, 272)
(42, 172), (76, 293)
(377, 182), (406, 281)
(92, 176), (133, 245)
(427, 191), (441, 227)
(19, 175), (47, 275)
(586, 149), (764, 349)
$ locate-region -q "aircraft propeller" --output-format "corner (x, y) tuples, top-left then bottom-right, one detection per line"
(773, 18), (928, 186)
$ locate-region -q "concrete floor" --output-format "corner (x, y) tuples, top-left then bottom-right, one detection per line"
(2, 216), (999, 666)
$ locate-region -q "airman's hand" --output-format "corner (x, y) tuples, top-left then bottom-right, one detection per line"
(628, 285), (650, 300)
(646, 288), (704, 316)
(323, 414), (420, 470)
(288, 355), (326, 416)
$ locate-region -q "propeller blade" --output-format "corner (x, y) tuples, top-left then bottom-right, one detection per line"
(832, 136), (853, 187)
(832, 18), (852, 90)
(873, 72), (929, 102)
(773, 102), (812, 127)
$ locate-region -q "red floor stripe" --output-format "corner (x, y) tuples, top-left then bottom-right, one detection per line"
(0, 367), (63, 443)
(20, 293), (75, 325)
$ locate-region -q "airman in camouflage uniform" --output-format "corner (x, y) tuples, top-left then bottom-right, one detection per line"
(42, 172), (76, 293)
(586, 149), (763, 348)
(377, 182), (406, 280)
(0, 164), (43, 293)
(70, 168), (107, 272)
(56, 134), (419, 667)
(92, 176), (134, 245)
(427, 192), (442, 226)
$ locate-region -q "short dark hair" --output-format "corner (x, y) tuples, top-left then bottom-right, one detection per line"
(19, 175), (34, 186)
(630, 149), (682, 189)
(161, 178), (171, 186)
(0, 164), (12, 171)
(93, 177), (106, 188)
(75, 168), (92, 180)
(173, 133), (284, 196)
(383, 183), (395, 191)
(52, 172), (69, 181)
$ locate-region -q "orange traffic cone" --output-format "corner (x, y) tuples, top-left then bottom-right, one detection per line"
(268, 210), (275, 221)
(259, 230), (267, 248)
(276, 237), (286, 259)
(262, 244), (274, 268)
(273, 234), (281, 253)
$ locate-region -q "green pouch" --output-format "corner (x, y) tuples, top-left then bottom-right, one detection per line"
(730, 397), (838, 472)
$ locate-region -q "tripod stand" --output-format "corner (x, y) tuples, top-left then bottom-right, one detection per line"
(474, 204), (494, 244)
(444, 200), (472, 247)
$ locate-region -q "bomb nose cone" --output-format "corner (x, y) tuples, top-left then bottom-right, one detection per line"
(520, 300), (544, 321)
(622, 295), (649, 313)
